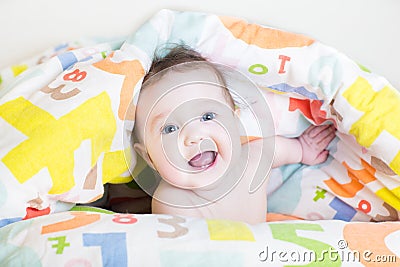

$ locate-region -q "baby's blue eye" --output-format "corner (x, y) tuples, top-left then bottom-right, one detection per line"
(161, 124), (179, 134)
(201, 112), (216, 122)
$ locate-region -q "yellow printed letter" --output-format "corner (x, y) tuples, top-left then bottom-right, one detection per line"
(0, 92), (116, 194)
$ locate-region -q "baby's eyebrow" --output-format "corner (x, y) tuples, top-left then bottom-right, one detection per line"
(149, 111), (170, 132)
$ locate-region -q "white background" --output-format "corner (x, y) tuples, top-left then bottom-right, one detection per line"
(1, 0), (399, 88)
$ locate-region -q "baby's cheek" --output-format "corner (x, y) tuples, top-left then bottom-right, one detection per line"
(156, 160), (184, 186)
(216, 129), (238, 152)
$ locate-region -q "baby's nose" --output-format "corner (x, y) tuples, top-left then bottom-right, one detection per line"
(180, 119), (206, 146)
(183, 135), (217, 157)
(184, 134), (204, 146)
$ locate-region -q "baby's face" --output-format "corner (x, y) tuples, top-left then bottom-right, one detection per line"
(134, 66), (242, 189)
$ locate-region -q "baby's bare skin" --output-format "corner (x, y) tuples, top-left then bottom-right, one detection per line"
(152, 138), (268, 224)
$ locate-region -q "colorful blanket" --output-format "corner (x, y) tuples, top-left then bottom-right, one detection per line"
(1, 208), (399, 266)
(0, 9), (400, 224)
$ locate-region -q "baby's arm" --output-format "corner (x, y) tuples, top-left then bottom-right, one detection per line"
(272, 124), (336, 168)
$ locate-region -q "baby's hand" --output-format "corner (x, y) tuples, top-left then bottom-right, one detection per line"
(298, 124), (336, 165)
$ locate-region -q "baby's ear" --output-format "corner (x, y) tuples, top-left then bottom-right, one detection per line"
(133, 143), (155, 170)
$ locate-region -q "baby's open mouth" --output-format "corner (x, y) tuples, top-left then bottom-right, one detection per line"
(188, 151), (217, 169)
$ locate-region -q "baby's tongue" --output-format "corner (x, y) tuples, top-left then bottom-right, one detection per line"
(189, 151), (216, 168)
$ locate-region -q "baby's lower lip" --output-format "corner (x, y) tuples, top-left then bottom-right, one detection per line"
(203, 155), (217, 170)
(189, 152), (218, 171)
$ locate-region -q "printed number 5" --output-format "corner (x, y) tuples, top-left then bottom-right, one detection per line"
(268, 223), (341, 267)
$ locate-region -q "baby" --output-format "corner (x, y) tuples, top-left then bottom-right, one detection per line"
(133, 45), (335, 224)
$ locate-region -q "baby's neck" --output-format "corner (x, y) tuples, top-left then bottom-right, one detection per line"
(190, 145), (249, 203)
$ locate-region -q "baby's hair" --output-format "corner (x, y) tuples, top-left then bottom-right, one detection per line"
(141, 43), (234, 107)
(144, 44), (208, 84)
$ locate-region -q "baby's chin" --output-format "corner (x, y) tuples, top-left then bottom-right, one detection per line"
(164, 160), (229, 190)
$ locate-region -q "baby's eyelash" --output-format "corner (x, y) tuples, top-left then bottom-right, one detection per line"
(161, 124), (179, 134)
(159, 112), (217, 134)
(201, 112), (216, 122)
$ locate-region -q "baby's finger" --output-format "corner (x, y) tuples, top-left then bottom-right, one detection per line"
(314, 125), (335, 141)
(308, 124), (332, 138)
(315, 150), (329, 164)
(317, 130), (336, 148)
(302, 125), (317, 136)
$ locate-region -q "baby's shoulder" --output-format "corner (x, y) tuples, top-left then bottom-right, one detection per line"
(240, 138), (272, 187)
(242, 137), (265, 155)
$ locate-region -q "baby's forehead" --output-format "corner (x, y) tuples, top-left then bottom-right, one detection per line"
(138, 67), (224, 102)
(138, 64), (235, 112)
(143, 65), (222, 91)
